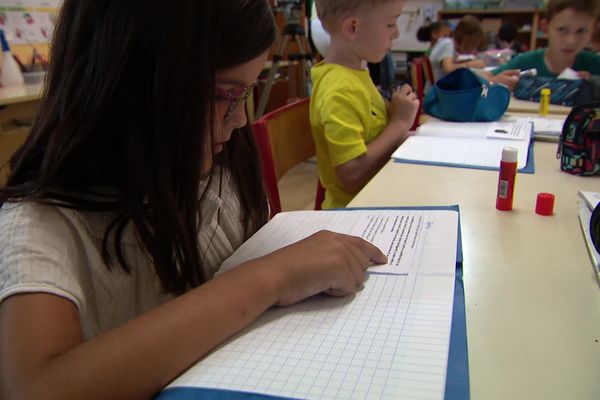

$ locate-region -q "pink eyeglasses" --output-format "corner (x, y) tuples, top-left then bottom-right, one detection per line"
(215, 81), (257, 121)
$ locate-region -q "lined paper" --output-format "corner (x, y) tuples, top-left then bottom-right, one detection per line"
(393, 136), (530, 169)
(164, 210), (459, 400)
(392, 120), (532, 169)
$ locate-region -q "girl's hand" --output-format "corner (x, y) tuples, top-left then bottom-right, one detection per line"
(466, 59), (486, 69)
(253, 230), (387, 306)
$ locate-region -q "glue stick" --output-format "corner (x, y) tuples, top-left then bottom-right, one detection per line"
(539, 88), (551, 116)
(496, 147), (518, 211)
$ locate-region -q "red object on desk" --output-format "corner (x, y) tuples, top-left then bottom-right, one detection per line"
(496, 147), (518, 211)
(535, 193), (555, 216)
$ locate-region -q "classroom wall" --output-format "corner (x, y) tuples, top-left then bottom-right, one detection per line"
(0, 0), (59, 62)
(392, 0), (444, 52)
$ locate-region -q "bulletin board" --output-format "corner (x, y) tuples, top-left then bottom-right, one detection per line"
(0, 0), (60, 45)
(392, 0), (444, 52)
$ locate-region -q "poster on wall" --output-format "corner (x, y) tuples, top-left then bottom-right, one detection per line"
(0, 0), (59, 44)
(34, 0), (61, 8)
(391, 1), (442, 52)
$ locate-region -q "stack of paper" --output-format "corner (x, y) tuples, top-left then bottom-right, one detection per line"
(392, 120), (532, 170)
(577, 191), (600, 283)
(526, 117), (566, 141)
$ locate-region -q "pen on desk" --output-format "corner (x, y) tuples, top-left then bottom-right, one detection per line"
(494, 129), (508, 133)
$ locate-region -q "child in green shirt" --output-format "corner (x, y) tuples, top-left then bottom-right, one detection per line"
(493, 0), (600, 78)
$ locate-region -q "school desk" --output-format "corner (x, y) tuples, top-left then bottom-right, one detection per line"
(349, 140), (600, 400)
(508, 96), (571, 115)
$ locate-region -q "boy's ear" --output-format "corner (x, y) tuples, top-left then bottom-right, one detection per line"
(341, 16), (359, 39)
(540, 19), (548, 35)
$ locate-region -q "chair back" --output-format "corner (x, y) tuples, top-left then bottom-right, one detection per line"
(410, 58), (425, 130)
(252, 97), (324, 216)
(422, 56), (435, 86)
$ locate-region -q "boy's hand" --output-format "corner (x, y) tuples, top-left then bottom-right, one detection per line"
(577, 70), (591, 80)
(491, 69), (520, 91)
(389, 84), (419, 129)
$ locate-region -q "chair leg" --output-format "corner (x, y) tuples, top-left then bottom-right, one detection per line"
(314, 180), (325, 210)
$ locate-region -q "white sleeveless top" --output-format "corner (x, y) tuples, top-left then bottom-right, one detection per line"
(0, 170), (246, 339)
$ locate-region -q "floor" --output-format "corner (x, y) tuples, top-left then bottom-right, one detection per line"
(278, 158), (319, 212)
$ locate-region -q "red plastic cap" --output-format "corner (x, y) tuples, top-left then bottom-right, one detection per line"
(535, 193), (555, 216)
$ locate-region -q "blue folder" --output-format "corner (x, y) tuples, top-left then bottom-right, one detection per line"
(393, 135), (535, 174)
(157, 206), (469, 400)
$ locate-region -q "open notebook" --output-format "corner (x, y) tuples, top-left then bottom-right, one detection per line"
(578, 191), (600, 285)
(392, 119), (533, 172)
(157, 208), (466, 400)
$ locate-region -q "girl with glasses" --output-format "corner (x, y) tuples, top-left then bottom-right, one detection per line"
(0, 1), (385, 398)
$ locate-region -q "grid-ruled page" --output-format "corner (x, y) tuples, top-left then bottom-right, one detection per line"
(162, 209), (460, 399)
(166, 273), (455, 400)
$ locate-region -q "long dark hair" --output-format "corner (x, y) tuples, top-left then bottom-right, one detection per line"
(0, 0), (274, 294)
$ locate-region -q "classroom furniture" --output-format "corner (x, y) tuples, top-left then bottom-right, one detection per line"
(0, 84), (43, 185)
(508, 96), (572, 115)
(422, 56), (435, 86)
(410, 58), (426, 130)
(438, 8), (545, 50)
(348, 139), (600, 399)
(251, 97), (324, 217)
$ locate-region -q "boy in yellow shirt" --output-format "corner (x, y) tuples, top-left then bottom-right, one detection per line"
(311, 0), (419, 209)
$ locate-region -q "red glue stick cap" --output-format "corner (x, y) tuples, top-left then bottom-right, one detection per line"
(535, 193), (555, 216)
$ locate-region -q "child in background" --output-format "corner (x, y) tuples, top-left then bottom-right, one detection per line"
(310, 0), (419, 209)
(0, 1), (386, 398)
(416, 20), (452, 57)
(493, 0), (600, 78)
(429, 15), (487, 82)
(494, 23), (526, 55)
(588, 21), (600, 53)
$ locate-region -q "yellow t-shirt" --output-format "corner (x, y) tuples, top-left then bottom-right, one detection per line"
(310, 61), (388, 208)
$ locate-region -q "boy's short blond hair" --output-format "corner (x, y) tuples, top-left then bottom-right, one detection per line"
(315, 0), (395, 32)
(546, 0), (600, 21)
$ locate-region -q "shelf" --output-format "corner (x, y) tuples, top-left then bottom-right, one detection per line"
(439, 8), (543, 50)
(440, 8), (541, 15)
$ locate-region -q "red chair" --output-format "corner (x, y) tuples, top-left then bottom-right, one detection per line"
(410, 58), (425, 130)
(252, 97), (324, 218)
(422, 56), (435, 86)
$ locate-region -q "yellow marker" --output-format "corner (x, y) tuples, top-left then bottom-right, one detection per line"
(540, 88), (551, 116)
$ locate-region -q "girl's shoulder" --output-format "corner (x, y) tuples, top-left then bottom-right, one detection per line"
(0, 201), (121, 246)
(0, 201), (71, 237)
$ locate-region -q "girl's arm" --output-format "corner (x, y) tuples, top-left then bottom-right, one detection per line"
(0, 231), (386, 400)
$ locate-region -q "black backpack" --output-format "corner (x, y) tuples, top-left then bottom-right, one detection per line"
(557, 101), (600, 175)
